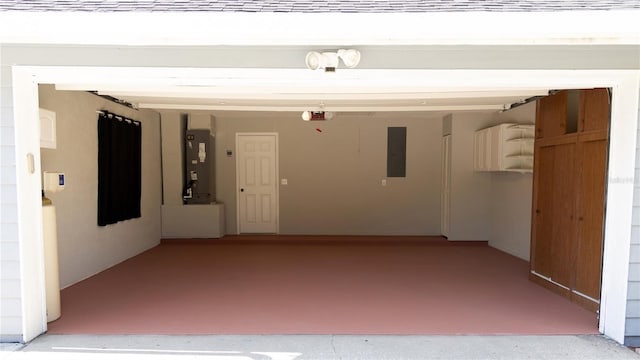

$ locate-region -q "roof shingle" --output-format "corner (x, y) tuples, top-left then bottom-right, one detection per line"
(0, 0), (639, 13)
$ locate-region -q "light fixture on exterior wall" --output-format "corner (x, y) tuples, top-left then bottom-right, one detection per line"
(305, 49), (361, 72)
(337, 49), (361, 68)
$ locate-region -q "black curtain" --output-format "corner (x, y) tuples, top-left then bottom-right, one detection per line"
(97, 112), (142, 226)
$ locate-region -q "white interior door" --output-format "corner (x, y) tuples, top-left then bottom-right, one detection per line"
(441, 135), (451, 237)
(236, 133), (278, 233)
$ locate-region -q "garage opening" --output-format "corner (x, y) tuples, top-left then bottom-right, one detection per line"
(34, 78), (609, 335)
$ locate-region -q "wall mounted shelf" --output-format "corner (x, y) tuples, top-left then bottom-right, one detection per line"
(474, 123), (534, 173)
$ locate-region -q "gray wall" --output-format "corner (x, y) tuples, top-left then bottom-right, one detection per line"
(444, 105), (533, 253)
(488, 102), (535, 260)
(38, 85), (162, 288)
(447, 113), (493, 241)
(209, 111), (442, 235)
(160, 111), (184, 206)
(161, 109), (533, 244)
(626, 94), (640, 347)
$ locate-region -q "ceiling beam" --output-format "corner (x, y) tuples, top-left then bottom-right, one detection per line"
(136, 103), (506, 112)
(98, 90), (549, 101)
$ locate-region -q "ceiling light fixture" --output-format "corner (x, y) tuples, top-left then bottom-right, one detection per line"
(301, 111), (334, 121)
(305, 49), (361, 72)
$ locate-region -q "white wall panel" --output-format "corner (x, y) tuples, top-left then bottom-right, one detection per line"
(487, 102), (535, 260)
(448, 113), (493, 241)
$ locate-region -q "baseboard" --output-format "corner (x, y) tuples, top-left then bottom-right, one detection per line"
(529, 271), (600, 314)
(162, 235), (489, 246)
(529, 272), (572, 298)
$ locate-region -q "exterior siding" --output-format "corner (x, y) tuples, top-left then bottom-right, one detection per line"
(1, 0), (639, 12)
(626, 94), (640, 347)
(0, 58), (23, 342)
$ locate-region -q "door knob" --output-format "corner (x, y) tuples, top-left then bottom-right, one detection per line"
(240, 188), (244, 192)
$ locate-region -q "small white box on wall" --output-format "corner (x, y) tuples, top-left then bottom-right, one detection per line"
(43, 172), (65, 193)
(39, 108), (57, 149)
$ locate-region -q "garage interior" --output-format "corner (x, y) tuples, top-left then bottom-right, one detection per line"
(35, 69), (609, 335)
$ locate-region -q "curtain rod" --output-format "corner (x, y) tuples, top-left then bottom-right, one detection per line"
(96, 110), (141, 125)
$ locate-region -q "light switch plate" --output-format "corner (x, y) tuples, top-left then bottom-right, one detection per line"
(281, 179), (288, 185)
(381, 179), (387, 186)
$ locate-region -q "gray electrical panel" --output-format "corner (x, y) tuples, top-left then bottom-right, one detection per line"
(183, 129), (215, 204)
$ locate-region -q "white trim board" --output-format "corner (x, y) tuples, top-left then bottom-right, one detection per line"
(10, 66), (640, 343)
(11, 68), (48, 343)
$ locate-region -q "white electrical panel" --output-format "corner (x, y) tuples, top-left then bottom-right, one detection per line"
(43, 172), (65, 193)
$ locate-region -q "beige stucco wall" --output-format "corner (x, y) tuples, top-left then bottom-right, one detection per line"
(161, 110), (444, 235)
(38, 85), (162, 288)
(488, 102), (536, 260)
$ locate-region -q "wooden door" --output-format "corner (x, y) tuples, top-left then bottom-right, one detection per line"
(536, 91), (567, 139)
(531, 145), (555, 279)
(573, 136), (607, 309)
(531, 138), (577, 291)
(530, 88), (609, 311)
(548, 141), (577, 287)
(580, 88), (610, 132)
(572, 88), (609, 309)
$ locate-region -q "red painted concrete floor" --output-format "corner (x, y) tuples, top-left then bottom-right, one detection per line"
(47, 236), (599, 335)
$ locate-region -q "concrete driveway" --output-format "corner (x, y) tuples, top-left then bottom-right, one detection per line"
(2, 334), (639, 360)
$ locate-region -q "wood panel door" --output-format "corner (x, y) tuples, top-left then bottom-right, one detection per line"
(531, 88), (609, 312)
(580, 88), (610, 132)
(573, 135), (608, 307)
(536, 91), (568, 139)
(531, 144), (555, 279)
(531, 139), (577, 288)
(572, 88), (609, 307)
(549, 142), (577, 287)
